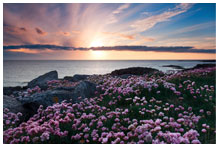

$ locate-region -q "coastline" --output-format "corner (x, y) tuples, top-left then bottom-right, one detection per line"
(3, 63), (216, 144)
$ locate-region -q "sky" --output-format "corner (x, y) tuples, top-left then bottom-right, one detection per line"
(3, 3), (216, 60)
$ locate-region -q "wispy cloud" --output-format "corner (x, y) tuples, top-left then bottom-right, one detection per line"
(172, 21), (215, 34)
(102, 32), (135, 40)
(4, 25), (27, 34)
(107, 3), (131, 24)
(35, 27), (47, 36)
(72, 30), (80, 34)
(131, 3), (193, 32)
(57, 31), (71, 36)
(4, 44), (215, 54)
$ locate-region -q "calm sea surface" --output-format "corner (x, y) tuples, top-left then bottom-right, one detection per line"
(3, 60), (215, 87)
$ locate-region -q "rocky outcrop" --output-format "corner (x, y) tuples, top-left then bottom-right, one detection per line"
(3, 95), (27, 114)
(192, 64), (216, 69)
(162, 65), (185, 70)
(3, 95), (32, 122)
(20, 81), (96, 113)
(111, 67), (159, 76)
(4, 86), (27, 96)
(119, 74), (133, 79)
(64, 74), (89, 82)
(183, 64), (216, 71)
(27, 71), (58, 89)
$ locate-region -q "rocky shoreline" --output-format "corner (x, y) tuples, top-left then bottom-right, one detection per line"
(3, 64), (215, 123)
(3, 63), (216, 144)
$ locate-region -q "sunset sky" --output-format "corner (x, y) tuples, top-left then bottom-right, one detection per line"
(3, 3), (216, 60)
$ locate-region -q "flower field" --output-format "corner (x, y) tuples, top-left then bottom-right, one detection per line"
(3, 67), (216, 144)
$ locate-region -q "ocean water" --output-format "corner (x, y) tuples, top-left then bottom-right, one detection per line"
(3, 60), (215, 87)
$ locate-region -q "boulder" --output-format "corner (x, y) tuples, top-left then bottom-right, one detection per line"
(27, 70), (58, 89)
(73, 81), (96, 98)
(3, 95), (31, 122)
(21, 81), (96, 113)
(64, 74), (89, 82)
(3, 86), (27, 96)
(119, 74), (133, 79)
(3, 95), (27, 114)
(111, 67), (159, 76)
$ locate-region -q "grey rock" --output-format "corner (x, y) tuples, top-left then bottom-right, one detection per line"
(27, 70), (58, 89)
(119, 74), (133, 79)
(111, 67), (159, 76)
(64, 74), (89, 82)
(183, 64), (216, 71)
(73, 81), (96, 99)
(4, 86), (27, 96)
(3, 95), (27, 114)
(21, 81), (96, 113)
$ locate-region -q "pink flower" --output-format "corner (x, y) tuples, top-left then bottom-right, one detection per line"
(201, 129), (207, 133)
(202, 124), (207, 127)
(97, 121), (103, 127)
(40, 132), (50, 141)
(188, 107), (192, 111)
(170, 104), (174, 108)
(191, 139), (201, 144)
(102, 138), (108, 143)
(84, 134), (89, 139)
(5, 120), (10, 125)
(115, 118), (120, 122)
(83, 127), (90, 132)
(199, 109), (204, 113)
(159, 112), (164, 117)
(177, 118), (184, 123)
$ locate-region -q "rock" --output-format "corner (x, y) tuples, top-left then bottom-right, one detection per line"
(162, 65), (185, 70)
(27, 70), (58, 89)
(3, 95), (31, 122)
(192, 64), (216, 69)
(183, 64), (216, 71)
(3, 95), (26, 114)
(73, 81), (96, 99)
(21, 81), (96, 113)
(64, 74), (89, 82)
(119, 74), (133, 79)
(111, 67), (159, 76)
(3, 86), (27, 96)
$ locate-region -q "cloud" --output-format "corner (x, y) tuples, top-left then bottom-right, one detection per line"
(4, 44), (215, 54)
(112, 3), (130, 14)
(108, 3), (131, 24)
(172, 21), (215, 34)
(72, 30), (80, 34)
(35, 27), (47, 35)
(4, 44), (75, 51)
(141, 36), (155, 42)
(20, 27), (27, 31)
(4, 25), (27, 34)
(102, 32), (135, 40)
(131, 3), (193, 32)
(57, 31), (71, 36)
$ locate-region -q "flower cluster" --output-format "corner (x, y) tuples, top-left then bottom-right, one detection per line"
(3, 66), (216, 144)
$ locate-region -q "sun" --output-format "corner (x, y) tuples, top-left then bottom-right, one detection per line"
(91, 50), (105, 59)
(89, 39), (104, 47)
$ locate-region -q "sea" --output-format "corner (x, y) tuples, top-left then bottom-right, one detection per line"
(3, 60), (216, 87)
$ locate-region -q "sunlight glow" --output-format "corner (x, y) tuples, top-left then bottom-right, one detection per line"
(91, 50), (106, 59)
(89, 39), (104, 47)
